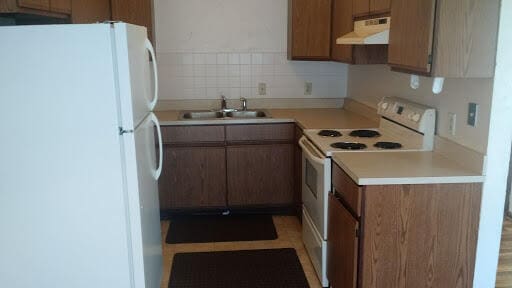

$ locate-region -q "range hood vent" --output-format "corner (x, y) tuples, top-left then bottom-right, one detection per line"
(336, 17), (390, 45)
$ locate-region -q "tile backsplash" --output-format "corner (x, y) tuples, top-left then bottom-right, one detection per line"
(157, 52), (348, 100)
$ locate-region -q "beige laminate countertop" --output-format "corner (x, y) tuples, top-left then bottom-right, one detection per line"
(155, 108), (377, 129)
(332, 151), (485, 185)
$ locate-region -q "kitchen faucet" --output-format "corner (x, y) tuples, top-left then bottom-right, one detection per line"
(221, 95), (227, 111)
(240, 97), (247, 111)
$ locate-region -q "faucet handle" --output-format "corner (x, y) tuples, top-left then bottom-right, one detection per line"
(240, 97), (247, 111)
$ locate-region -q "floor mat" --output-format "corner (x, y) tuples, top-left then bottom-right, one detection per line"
(169, 248), (310, 288)
(165, 214), (277, 244)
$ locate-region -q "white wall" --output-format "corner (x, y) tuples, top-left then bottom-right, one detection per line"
(153, 0), (348, 101)
(348, 65), (493, 153)
(473, 0), (512, 286)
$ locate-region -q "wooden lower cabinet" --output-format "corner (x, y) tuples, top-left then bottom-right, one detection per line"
(227, 144), (294, 207)
(327, 162), (483, 287)
(158, 146), (227, 210)
(327, 193), (359, 288)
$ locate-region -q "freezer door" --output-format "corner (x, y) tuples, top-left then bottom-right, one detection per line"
(122, 112), (163, 288)
(114, 23), (159, 130)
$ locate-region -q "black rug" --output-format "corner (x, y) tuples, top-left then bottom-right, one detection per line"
(169, 248), (310, 288)
(165, 214), (277, 244)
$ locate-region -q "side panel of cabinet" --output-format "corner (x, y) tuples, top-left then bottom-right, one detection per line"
(111, 0), (154, 43)
(331, 0), (353, 63)
(49, 0), (70, 13)
(17, 0), (50, 10)
(159, 146), (227, 210)
(327, 193), (359, 288)
(227, 144), (294, 207)
(294, 125), (303, 215)
(388, 0), (436, 74)
(71, 0), (111, 23)
(360, 183), (482, 287)
(288, 0), (332, 60)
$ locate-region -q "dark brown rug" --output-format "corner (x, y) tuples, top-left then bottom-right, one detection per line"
(168, 248), (310, 288)
(165, 214), (277, 244)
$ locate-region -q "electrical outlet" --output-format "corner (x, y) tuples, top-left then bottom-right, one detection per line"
(304, 82), (312, 95)
(258, 83), (266, 95)
(467, 103), (479, 127)
(448, 112), (457, 136)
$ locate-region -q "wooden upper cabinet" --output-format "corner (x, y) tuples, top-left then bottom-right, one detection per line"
(288, 0), (332, 60)
(352, 0), (369, 17)
(389, 0), (499, 77)
(331, 0), (353, 62)
(370, 0), (391, 14)
(388, 0), (436, 74)
(49, 0), (70, 14)
(17, 0), (50, 10)
(353, 0), (390, 17)
(111, 0), (154, 43)
(71, 0), (111, 24)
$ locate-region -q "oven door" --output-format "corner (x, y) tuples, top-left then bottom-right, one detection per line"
(299, 136), (331, 239)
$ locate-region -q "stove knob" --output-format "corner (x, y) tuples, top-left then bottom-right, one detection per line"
(380, 102), (389, 110)
(412, 113), (421, 122)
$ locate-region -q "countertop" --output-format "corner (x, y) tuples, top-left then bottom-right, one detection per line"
(331, 151), (485, 185)
(155, 108), (377, 130)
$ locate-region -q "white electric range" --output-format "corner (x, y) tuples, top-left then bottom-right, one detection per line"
(299, 97), (436, 287)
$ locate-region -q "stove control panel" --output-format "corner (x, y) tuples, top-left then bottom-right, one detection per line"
(378, 96), (436, 135)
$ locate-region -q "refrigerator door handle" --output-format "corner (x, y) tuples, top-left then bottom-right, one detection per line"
(150, 113), (163, 180)
(145, 39), (159, 111)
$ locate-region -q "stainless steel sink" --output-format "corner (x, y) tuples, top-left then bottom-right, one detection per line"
(180, 111), (224, 120)
(225, 110), (268, 118)
(179, 110), (270, 120)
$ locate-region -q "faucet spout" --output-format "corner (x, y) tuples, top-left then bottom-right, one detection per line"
(221, 95), (227, 110)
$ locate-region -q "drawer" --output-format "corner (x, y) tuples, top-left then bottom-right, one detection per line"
(332, 162), (362, 217)
(161, 125), (225, 144)
(226, 123), (295, 143)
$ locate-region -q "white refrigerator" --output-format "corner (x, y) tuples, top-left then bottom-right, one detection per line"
(0, 23), (163, 288)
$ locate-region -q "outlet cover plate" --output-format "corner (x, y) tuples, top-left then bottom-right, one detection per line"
(467, 103), (479, 127)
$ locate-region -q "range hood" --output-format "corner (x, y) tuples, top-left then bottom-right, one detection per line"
(336, 17), (390, 45)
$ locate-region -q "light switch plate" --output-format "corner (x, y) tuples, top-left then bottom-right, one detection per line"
(258, 83), (266, 95)
(304, 82), (312, 95)
(449, 112), (457, 136)
(467, 103), (479, 127)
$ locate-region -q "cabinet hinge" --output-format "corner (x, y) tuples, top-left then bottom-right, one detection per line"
(428, 54), (433, 65)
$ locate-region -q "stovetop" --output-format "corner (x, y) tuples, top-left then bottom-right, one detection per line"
(304, 128), (425, 156)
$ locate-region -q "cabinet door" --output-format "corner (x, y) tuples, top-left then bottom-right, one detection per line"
(352, 0), (369, 17)
(158, 147), (227, 210)
(49, 0), (70, 13)
(288, 0), (332, 60)
(327, 193), (359, 288)
(71, 0), (111, 24)
(370, 0), (391, 14)
(111, 0), (154, 43)
(388, 0), (436, 74)
(331, 0), (353, 63)
(227, 144), (294, 207)
(18, 0), (50, 10)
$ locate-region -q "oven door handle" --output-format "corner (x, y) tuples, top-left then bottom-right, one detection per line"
(299, 136), (325, 165)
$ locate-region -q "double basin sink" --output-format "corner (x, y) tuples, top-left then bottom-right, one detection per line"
(180, 110), (269, 120)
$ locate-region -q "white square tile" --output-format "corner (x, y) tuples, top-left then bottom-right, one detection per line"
(240, 53), (251, 65)
(180, 77), (194, 88)
(240, 65), (251, 76)
(261, 65), (274, 75)
(181, 53), (194, 65)
(194, 88), (207, 98)
(229, 77), (241, 88)
(217, 53), (228, 64)
(206, 65), (217, 77)
(194, 77), (206, 88)
(241, 76), (251, 88)
(263, 53), (274, 65)
(251, 53), (263, 65)
(194, 65), (206, 77)
(274, 53), (288, 65)
(228, 53), (240, 65)
(207, 77), (217, 88)
(228, 65), (241, 77)
(217, 65), (228, 77)
(240, 87), (252, 98)
(230, 87), (241, 98)
(193, 53), (206, 65)
(207, 87), (218, 98)
(182, 65), (194, 77)
(251, 65), (263, 75)
(206, 53), (217, 65)
(217, 87), (230, 98)
(217, 77), (229, 87)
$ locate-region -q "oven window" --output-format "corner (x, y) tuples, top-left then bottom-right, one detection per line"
(305, 159), (318, 199)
